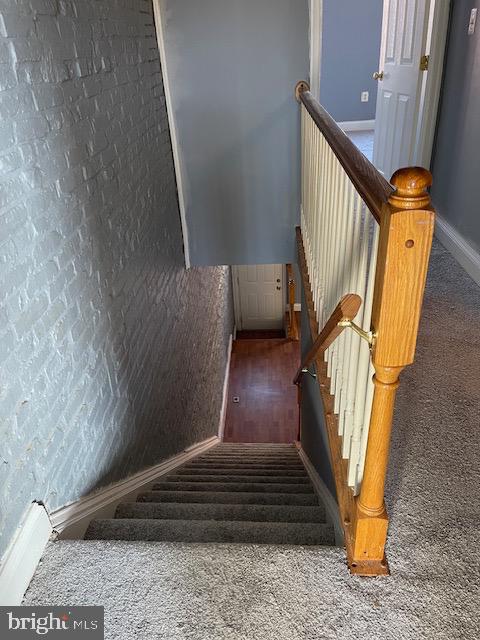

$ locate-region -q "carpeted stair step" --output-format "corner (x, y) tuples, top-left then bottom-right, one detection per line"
(152, 481), (314, 493)
(207, 448), (297, 453)
(201, 447), (298, 453)
(162, 474), (310, 484)
(85, 518), (334, 545)
(185, 460), (305, 469)
(195, 457), (299, 467)
(177, 467), (308, 477)
(211, 444), (295, 449)
(137, 490), (319, 506)
(194, 456), (301, 465)
(115, 502), (327, 523)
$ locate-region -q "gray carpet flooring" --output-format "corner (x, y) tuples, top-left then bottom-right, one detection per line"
(24, 241), (480, 639)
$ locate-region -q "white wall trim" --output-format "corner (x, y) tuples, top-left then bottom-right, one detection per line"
(309, 0), (323, 100)
(50, 435), (220, 539)
(435, 215), (480, 287)
(0, 503), (53, 606)
(152, 0), (191, 269)
(296, 445), (344, 546)
(218, 334), (233, 441)
(285, 303), (302, 312)
(337, 120), (375, 132)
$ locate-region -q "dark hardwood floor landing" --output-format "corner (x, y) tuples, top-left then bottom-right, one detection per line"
(223, 336), (300, 443)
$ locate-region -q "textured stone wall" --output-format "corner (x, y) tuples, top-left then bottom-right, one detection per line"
(0, 0), (233, 557)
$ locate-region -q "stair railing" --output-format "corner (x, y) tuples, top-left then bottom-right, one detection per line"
(294, 81), (435, 575)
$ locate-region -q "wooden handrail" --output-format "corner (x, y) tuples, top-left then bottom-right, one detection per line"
(293, 294), (362, 385)
(297, 86), (394, 224)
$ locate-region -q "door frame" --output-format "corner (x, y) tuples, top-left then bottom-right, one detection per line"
(413, 0), (450, 169)
(232, 265), (286, 331)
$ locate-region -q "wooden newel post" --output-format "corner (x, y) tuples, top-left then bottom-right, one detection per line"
(350, 167), (435, 575)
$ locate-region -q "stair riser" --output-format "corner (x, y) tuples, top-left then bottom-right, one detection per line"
(184, 460), (305, 471)
(211, 445), (296, 449)
(152, 482), (314, 493)
(201, 450), (298, 455)
(188, 456), (302, 462)
(115, 503), (326, 523)
(164, 475), (310, 484)
(137, 491), (319, 506)
(85, 519), (334, 545)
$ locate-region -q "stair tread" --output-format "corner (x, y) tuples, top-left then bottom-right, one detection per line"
(137, 491), (319, 505)
(178, 467), (307, 476)
(116, 502), (327, 523)
(152, 481), (314, 493)
(85, 518), (334, 545)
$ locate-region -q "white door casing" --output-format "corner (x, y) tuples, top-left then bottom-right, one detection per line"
(232, 265), (285, 330)
(373, 0), (431, 180)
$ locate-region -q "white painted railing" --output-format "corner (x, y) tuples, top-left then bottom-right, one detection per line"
(300, 105), (379, 493)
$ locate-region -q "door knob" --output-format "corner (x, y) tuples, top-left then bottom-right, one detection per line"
(276, 286), (281, 290)
(372, 71), (384, 81)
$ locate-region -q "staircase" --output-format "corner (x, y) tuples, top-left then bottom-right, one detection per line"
(85, 443), (335, 546)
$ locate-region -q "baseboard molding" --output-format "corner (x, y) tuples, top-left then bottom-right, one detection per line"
(337, 119), (375, 132)
(50, 435), (220, 539)
(218, 333), (233, 441)
(0, 503), (52, 606)
(435, 214), (480, 287)
(296, 445), (344, 546)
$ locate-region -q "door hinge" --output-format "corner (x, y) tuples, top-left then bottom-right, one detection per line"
(420, 54), (429, 71)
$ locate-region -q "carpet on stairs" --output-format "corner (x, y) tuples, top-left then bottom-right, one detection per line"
(84, 443), (335, 546)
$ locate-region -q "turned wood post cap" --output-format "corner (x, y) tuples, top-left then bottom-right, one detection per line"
(388, 167), (432, 209)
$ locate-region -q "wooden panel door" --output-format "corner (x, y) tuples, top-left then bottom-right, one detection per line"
(233, 265), (285, 330)
(373, 0), (430, 179)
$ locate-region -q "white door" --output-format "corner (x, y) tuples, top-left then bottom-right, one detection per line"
(233, 265), (285, 330)
(372, 0), (431, 180)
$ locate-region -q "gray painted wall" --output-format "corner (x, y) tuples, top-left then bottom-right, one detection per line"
(161, 0), (309, 266)
(431, 0), (480, 252)
(321, 0), (383, 122)
(0, 0), (233, 558)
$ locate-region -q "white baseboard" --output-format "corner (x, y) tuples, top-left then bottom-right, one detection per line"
(285, 303), (301, 312)
(218, 334), (233, 441)
(50, 435), (220, 540)
(296, 445), (344, 546)
(435, 214), (480, 287)
(337, 119), (375, 132)
(0, 503), (53, 605)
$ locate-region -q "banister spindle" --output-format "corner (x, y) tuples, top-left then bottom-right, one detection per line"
(352, 167), (435, 571)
